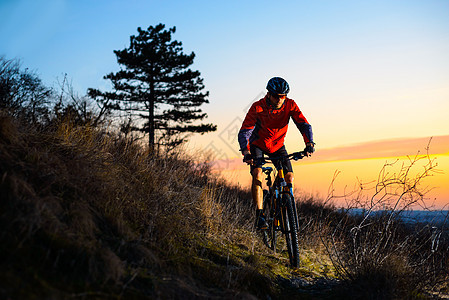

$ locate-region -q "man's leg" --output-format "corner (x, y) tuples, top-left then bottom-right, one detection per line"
(270, 145), (295, 196)
(271, 146), (294, 187)
(248, 145), (268, 229)
(285, 172), (294, 184)
(251, 167), (264, 209)
(251, 167), (268, 229)
(285, 171), (295, 196)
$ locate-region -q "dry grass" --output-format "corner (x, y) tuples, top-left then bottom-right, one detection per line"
(2, 110), (447, 299)
(0, 111), (296, 298)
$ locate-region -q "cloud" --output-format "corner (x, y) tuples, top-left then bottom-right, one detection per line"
(217, 135), (449, 170)
(312, 135), (449, 163)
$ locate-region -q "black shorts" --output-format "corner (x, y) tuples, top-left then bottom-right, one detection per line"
(249, 145), (293, 174)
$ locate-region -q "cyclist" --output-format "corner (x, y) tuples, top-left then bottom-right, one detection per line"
(238, 77), (315, 229)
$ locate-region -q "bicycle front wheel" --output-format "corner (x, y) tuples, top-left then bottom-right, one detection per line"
(282, 193), (300, 268)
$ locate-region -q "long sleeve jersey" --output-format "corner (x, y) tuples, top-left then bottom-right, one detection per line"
(238, 95), (313, 154)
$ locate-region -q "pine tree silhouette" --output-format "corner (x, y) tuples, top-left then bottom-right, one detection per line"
(89, 24), (216, 151)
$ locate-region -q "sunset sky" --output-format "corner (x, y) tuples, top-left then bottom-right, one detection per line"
(1, 0), (448, 208)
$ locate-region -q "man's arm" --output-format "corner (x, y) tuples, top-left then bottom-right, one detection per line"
(238, 129), (254, 153)
(290, 100), (315, 155)
(238, 103), (257, 163)
(290, 104), (313, 144)
(238, 132), (253, 164)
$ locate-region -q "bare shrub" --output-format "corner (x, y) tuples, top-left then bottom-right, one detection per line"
(0, 57), (53, 124)
(319, 144), (449, 298)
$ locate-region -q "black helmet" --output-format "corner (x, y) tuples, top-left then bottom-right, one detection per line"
(266, 77), (290, 95)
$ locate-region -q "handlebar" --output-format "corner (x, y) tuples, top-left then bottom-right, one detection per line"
(263, 151), (307, 162)
(243, 150), (309, 168)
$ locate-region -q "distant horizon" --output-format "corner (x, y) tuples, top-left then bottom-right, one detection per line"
(208, 134), (449, 163)
(214, 135), (449, 210)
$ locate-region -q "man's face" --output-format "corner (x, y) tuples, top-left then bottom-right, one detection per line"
(270, 93), (286, 108)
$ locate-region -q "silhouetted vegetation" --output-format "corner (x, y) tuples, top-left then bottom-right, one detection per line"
(88, 24), (217, 152)
(1, 56), (52, 124)
(0, 110), (263, 298)
(296, 154), (449, 299)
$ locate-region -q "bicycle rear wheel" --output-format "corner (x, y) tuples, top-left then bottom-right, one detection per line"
(262, 190), (278, 250)
(282, 193), (300, 268)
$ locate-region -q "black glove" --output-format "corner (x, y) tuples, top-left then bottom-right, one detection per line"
(304, 144), (315, 155)
(292, 152), (305, 160)
(243, 153), (252, 163)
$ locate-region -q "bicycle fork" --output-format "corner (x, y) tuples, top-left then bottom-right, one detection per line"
(277, 169), (300, 232)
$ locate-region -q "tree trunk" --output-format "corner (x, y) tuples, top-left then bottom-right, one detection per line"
(149, 79), (155, 153)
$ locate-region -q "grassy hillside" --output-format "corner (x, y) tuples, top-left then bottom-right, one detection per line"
(0, 112), (334, 299)
(1, 111), (448, 299)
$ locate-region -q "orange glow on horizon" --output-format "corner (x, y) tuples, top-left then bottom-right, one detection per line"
(215, 136), (449, 210)
(219, 154), (449, 210)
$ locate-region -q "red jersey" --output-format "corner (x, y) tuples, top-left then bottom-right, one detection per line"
(238, 95), (313, 154)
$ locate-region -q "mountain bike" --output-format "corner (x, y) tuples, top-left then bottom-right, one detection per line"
(260, 151), (306, 268)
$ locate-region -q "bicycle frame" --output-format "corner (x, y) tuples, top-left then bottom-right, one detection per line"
(263, 152), (304, 231)
(260, 151), (306, 267)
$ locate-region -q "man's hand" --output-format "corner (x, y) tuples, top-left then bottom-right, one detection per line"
(242, 149), (253, 165)
(304, 142), (315, 157)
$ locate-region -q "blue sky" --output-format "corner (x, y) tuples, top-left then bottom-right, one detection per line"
(1, 0), (449, 154)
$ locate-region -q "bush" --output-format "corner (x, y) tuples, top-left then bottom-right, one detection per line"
(0, 56), (53, 123)
(317, 153), (449, 299)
